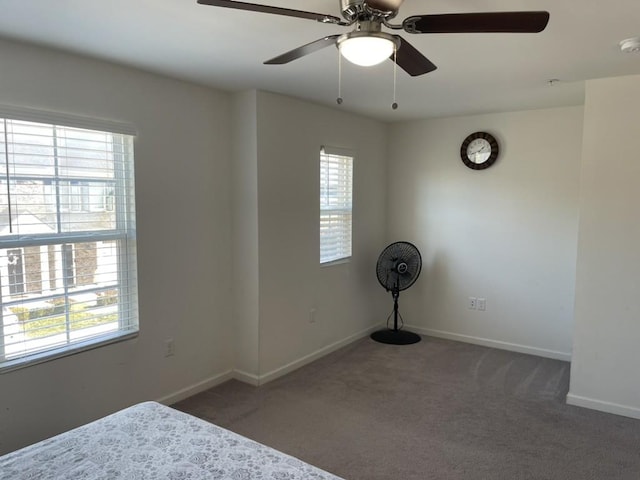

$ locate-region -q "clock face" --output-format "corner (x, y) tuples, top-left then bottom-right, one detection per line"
(460, 132), (499, 170)
(466, 138), (491, 164)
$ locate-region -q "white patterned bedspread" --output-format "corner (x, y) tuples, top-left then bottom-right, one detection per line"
(0, 401), (343, 480)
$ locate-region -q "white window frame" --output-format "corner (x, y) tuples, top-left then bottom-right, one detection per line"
(320, 146), (353, 265)
(0, 106), (138, 372)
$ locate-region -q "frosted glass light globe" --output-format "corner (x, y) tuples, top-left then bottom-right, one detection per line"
(338, 35), (395, 67)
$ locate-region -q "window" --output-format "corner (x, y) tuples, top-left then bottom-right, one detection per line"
(0, 109), (138, 371)
(320, 146), (353, 264)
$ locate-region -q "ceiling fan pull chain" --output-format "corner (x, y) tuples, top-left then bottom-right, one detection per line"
(392, 44), (398, 110)
(336, 49), (343, 105)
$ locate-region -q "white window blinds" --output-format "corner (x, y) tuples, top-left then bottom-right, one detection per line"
(320, 146), (353, 264)
(0, 113), (138, 371)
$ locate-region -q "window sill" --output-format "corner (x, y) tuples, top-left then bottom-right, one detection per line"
(320, 257), (351, 267)
(0, 330), (138, 374)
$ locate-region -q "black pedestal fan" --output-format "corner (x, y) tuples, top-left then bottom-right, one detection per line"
(371, 241), (422, 345)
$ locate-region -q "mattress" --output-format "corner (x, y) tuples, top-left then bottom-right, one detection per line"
(0, 401), (343, 480)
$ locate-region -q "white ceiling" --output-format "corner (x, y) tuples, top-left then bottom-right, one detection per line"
(0, 0), (639, 121)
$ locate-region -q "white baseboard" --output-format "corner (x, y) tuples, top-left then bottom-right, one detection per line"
(245, 324), (379, 386)
(410, 326), (572, 362)
(156, 326), (377, 402)
(233, 369), (261, 386)
(156, 370), (234, 405)
(157, 326), (571, 404)
(566, 393), (640, 420)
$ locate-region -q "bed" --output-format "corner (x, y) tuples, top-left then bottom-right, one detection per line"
(0, 401), (343, 479)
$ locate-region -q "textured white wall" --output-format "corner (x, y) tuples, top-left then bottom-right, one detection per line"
(387, 107), (583, 359)
(255, 91), (388, 375)
(0, 39), (234, 454)
(568, 75), (640, 419)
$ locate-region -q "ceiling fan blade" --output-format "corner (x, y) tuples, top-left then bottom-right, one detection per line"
(392, 36), (437, 76)
(403, 11), (550, 34)
(197, 0), (345, 25)
(264, 35), (341, 65)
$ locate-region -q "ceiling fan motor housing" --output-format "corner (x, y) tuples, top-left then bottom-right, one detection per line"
(340, 0), (364, 21)
(340, 0), (401, 22)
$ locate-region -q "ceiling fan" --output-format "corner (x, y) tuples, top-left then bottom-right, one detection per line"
(197, 0), (550, 76)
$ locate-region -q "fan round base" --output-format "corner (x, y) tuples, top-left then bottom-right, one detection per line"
(370, 329), (421, 345)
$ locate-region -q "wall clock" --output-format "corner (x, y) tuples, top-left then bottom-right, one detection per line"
(460, 131), (499, 170)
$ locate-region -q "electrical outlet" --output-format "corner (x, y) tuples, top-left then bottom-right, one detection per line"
(164, 338), (175, 357)
(468, 297), (477, 310)
(477, 298), (486, 311)
(309, 308), (317, 323)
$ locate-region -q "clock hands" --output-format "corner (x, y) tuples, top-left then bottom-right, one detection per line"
(468, 143), (490, 163)
(468, 144), (490, 156)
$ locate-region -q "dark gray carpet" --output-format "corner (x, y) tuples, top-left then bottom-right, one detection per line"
(173, 336), (640, 479)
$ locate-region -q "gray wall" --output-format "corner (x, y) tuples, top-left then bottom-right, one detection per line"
(568, 74), (640, 419)
(232, 91), (388, 380)
(0, 40), (390, 453)
(0, 38), (234, 454)
(386, 107), (584, 359)
(231, 91), (260, 377)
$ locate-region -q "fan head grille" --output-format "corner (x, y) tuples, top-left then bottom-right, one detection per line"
(376, 241), (422, 292)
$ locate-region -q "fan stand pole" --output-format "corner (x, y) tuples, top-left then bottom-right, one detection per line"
(392, 289), (400, 332)
(370, 288), (421, 345)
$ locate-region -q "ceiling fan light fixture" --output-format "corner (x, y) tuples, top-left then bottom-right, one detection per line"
(338, 32), (398, 67)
